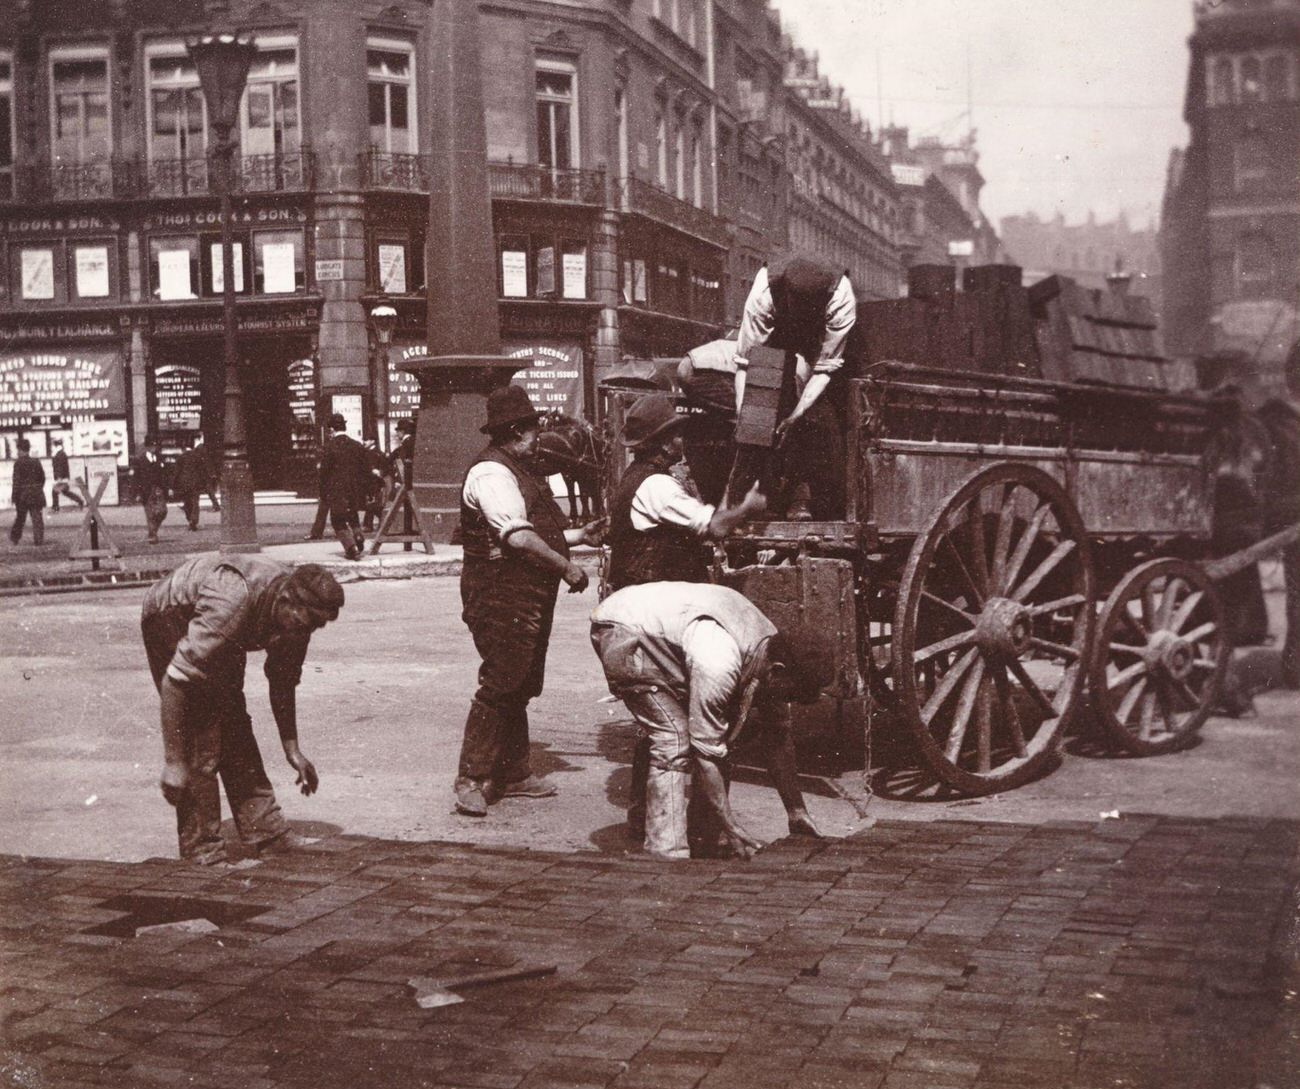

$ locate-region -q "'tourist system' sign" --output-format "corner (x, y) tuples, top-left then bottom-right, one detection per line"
(0, 351), (124, 428)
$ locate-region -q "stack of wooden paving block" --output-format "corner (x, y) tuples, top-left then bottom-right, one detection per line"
(734, 343), (797, 448)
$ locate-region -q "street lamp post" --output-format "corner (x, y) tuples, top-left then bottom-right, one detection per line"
(369, 302), (397, 448)
(188, 32), (259, 554)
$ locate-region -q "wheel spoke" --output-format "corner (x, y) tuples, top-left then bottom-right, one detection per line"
(1027, 593), (1087, 617)
(1191, 657), (1220, 671)
(1006, 658), (1057, 719)
(920, 590), (977, 625)
(1157, 578), (1185, 630)
(915, 628), (976, 664)
(1168, 675), (1203, 712)
(1000, 503), (1051, 594)
(1138, 688), (1156, 740)
(975, 673), (994, 772)
(991, 484), (1018, 587)
(1029, 635), (1080, 661)
(1108, 641), (1146, 658)
(1119, 604), (1150, 640)
(1155, 679), (1180, 736)
(1141, 584), (1158, 631)
(965, 507), (991, 596)
(921, 647), (979, 724)
(944, 658), (986, 762)
(1012, 539), (1077, 603)
(940, 535), (986, 609)
(1183, 621), (1217, 644)
(992, 665), (1027, 757)
(1117, 676), (1147, 722)
(1107, 660), (1147, 691)
(1169, 590), (1204, 634)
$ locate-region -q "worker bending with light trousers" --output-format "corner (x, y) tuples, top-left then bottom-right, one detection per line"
(141, 557), (345, 864)
(455, 384), (605, 817)
(730, 256), (857, 519)
(591, 581), (821, 860)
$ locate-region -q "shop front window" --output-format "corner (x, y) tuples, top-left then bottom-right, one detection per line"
(72, 241), (114, 300)
(253, 229), (304, 294)
(199, 231), (250, 296)
(150, 237), (199, 301)
(17, 245), (59, 302)
(368, 43), (415, 153)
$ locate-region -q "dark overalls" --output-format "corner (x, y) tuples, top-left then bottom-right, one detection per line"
(606, 459), (712, 593)
(457, 445), (571, 787)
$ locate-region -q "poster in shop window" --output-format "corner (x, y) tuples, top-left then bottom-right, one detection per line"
(378, 245), (407, 294)
(562, 251), (587, 299)
(262, 242), (297, 294)
(501, 249), (527, 297)
(211, 242), (245, 293)
(21, 249), (54, 300)
(158, 250), (194, 300)
(154, 365), (203, 431)
(74, 247), (110, 298)
(504, 341), (583, 418)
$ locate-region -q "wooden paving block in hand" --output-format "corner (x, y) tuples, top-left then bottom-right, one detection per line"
(735, 345), (796, 448)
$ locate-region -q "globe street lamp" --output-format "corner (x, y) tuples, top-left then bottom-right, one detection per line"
(368, 302), (398, 447)
(188, 32), (259, 553)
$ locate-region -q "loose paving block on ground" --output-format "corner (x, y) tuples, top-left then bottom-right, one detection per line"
(2, 816), (1297, 1089)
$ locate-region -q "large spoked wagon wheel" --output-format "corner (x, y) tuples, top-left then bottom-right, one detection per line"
(1089, 558), (1228, 756)
(893, 464), (1095, 795)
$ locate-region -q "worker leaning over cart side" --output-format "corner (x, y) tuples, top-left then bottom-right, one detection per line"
(607, 391), (766, 593)
(591, 582), (821, 860)
(141, 557), (344, 864)
(729, 256), (857, 520)
(454, 385), (605, 818)
(677, 332), (740, 505)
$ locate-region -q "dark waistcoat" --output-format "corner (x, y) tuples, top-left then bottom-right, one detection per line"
(460, 445), (570, 572)
(606, 459), (710, 591)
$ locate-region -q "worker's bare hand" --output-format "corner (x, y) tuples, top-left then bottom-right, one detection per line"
(773, 415), (799, 450)
(726, 825), (764, 860)
(288, 750), (319, 796)
(160, 762), (190, 807)
(577, 518), (608, 547)
(739, 482), (767, 517)
(787, 809), (823, 838)
(562, 562), (590, 593)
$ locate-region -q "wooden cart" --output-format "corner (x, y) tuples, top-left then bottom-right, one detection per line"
(722, 361), (1247, 797)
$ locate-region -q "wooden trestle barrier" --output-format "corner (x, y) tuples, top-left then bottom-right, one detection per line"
(368, 463), (436, 555)
(68, 472), (122, 571)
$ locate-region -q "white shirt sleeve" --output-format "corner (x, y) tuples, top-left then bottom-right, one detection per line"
(813, 275), (857, 375)
(734, 266), (774, 369)
(630, 473), (715, 535)
(462, 460), (532, 540)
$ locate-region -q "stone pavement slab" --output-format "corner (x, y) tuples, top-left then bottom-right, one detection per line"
(2, 815), (1297, 1089)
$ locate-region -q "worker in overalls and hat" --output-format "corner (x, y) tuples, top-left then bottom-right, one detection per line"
(141, 557), (345, 864)
(454, 384), (605, 817)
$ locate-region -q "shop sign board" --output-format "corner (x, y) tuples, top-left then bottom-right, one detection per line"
(149, 305), (320, 337)
(0, 350), (125, 429)
(314, 259), (343, 282)
(393, 345), (426, 417)
(2, 213), (123, 236)
(155, 364), (203, 431)
(141, 205), (307, 232)
(504, 342), (584, 416)
(0, 318), (118, 342)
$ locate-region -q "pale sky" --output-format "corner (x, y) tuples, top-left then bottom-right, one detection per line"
(773, 0), (1196, 231)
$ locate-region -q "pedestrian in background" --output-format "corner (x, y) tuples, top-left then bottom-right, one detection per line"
(454, 385), (604, 817)
(388, 417), (416, 489)
(173, 435), (216, 532)
(49, 439), (84, 513)
(8, 438), (46, 546)
(132, 438), (169, 544)
(319, 413), (369, 560)
(361, 438), (388, 533)
(141, 556), (344, 864)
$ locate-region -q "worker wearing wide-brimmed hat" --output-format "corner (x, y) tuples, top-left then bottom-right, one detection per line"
(454, 384), (604, 817)
(606, 392), (766, 594)
(141, 557), (345, 864)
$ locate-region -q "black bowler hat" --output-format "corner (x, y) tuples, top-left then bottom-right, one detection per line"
(482, 384), (540, 435)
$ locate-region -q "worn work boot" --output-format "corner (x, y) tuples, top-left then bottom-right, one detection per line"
(644, 767), (690, 860)
(454, 779), (489, 817)
(497, 775), (558, 799)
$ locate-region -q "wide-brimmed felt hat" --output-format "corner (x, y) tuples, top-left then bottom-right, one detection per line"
(481, 384), (540, 435)
(620, 392), (686, 448)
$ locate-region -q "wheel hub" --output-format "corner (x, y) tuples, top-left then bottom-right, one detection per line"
(976, 596), (1033, 659)
(1147, 630), (1193, 680)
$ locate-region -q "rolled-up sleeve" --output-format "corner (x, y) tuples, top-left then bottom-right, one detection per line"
(165, 568), (252, 684)
(813, 275), (856, 375)
(630, 474), (714, 536)
(682, 618), (743, 759)
(462, 461), (532, 541)
(734, 266), (774, 369)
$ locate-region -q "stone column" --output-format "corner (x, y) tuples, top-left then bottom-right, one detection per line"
(591, 206), (623, 386)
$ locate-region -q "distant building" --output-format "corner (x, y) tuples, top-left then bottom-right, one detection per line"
(879, 126), (1002, 275)
(999, 211), (1162, 306)
(1160, 0), (1300, 387)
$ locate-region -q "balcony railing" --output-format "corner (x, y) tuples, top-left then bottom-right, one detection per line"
(7, 150), (316, 203)
(362, 150), (431, 192)
(488, 161), (606, 205)
(620, 176), (730, 248)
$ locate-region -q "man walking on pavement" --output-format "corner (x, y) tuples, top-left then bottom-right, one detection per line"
(320, 413), (369, 560)
(607, 391), (765, 593)
(8, 438), (46, 546)
(455, 384), (604, 817)
(49, 439), (84, 513)
(132, 438), (169, 544)
(141, 557), (344, 864)
(173, 434), (216, 532)
(591, 581), (822, 860)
